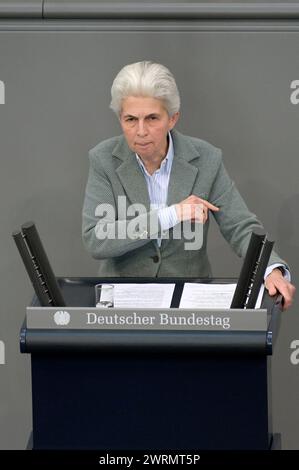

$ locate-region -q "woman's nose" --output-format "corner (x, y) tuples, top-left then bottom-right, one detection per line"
(137, 120), (148, 136)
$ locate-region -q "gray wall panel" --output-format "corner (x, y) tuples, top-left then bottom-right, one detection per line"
(0, 1), (42, 17)
(43, 1), (299, 19)
(0, 12), (298, 449)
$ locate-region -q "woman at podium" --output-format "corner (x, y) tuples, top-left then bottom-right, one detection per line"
(82, 61), (295, 310)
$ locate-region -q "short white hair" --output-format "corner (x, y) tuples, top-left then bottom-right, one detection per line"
(110, 61), (180, 117)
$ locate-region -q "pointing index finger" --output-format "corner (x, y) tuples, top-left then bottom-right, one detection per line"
(200, 199), (220, 211)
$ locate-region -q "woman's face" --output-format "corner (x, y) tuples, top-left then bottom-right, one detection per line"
(119, 96), (179, 161)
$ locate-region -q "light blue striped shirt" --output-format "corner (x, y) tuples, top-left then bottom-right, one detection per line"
(135, 132), (178, 246)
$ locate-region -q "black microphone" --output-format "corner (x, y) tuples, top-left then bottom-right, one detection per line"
(12, 221), (66, 307)
(230, 229), (274, 309)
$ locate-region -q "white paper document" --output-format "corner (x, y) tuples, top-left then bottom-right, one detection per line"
(113, 283), (175, 309)
(179, 283), (264, 309)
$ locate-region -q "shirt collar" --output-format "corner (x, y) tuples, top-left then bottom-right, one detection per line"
(135, 131), (174, 176)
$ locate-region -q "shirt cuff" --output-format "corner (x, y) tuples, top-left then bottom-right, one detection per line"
(264, 263), (291, 282)
(157, 205), (179, 231)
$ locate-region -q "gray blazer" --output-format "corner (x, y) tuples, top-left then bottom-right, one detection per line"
(82, 129), (286, 277)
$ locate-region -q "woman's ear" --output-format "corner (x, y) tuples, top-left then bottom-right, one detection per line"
(169, 111), (180, 130)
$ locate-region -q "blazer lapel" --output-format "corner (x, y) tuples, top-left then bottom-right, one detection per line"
(113, 137), (151, 211)
(167, 129), (200, 207)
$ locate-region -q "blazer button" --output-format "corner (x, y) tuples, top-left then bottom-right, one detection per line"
(151, 255), (159, 263)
